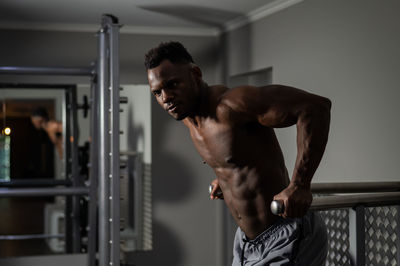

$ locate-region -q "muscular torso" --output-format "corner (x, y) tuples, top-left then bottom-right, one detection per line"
(184, 86), (290, 239)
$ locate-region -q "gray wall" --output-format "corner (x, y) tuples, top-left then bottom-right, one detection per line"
(0, 29), (222, 266)
(225, 0), (400, 183)
(0, 29), (220, 84)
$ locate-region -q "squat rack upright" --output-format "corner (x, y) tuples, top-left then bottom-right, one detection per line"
(0, 14), (123, 266)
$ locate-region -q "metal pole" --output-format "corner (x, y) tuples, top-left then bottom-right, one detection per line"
(348, 206), (365, 266)
(70, 86), (81, 188)
(70, 85), (82, 253)
(108, 15), (121, 266)
(133, 153), (143, 248)
(98, 21), (111, 266)
(65, 87), (73, 253)
(0, 187), (89, 197)
(311, 182), (400, 194)
(0, 234), (65, 240)
(0, 83), (87, 90)
(310, 192), (400, 211)
(397, 206), (400, 265)
(0, 179), (72, 187)
(0, 66), (93, 76)
(88, 71), (99, 266)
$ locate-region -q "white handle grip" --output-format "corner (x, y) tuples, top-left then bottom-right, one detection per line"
(209, 185), (223, 198)
(270, 200), (285, 215)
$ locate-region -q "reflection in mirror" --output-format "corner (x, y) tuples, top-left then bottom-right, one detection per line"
(0, 87), (69, 257)
(0, 83), (153, 260)
(1, 99), (56, 179)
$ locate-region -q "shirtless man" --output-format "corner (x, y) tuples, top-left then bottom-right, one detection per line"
(145, 42), (331, 265)
(31, 107), (63, 159)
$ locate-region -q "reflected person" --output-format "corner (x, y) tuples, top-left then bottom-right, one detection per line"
(31, 107), (63, 159)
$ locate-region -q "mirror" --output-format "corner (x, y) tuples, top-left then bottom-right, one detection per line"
(0, 86), (70, 257)
(0, 83), (153, 259)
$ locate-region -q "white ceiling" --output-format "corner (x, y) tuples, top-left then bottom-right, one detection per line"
(0, 0), (302, 35)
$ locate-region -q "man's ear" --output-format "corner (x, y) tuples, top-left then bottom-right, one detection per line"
(190, 64), (202, 81)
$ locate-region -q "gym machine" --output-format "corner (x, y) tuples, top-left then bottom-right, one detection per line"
(0, 14), (125, 266)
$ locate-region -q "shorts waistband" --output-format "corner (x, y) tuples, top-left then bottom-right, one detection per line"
(244, 212), (315, 246)
(243, 217), (295, 245)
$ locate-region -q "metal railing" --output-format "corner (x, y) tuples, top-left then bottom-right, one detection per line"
(311, 181), (400, 194)
(312, 191), (400, 210)
(310, 182), (400, 211)
(309, 181), (400, 266)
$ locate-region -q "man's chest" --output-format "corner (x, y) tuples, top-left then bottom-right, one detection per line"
(186, 116), (277, 167)
(187, 120), (234, 166)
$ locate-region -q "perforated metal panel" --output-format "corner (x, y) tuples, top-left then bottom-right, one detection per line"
(142, 163), (153, 250)
(365, 206), (399, 266)
(319, 206), (400, 266)
(319, 209), (351, 266)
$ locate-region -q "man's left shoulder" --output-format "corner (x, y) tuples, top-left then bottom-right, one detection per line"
(217, 85), (261, 112)
(215, 86), (259, 123)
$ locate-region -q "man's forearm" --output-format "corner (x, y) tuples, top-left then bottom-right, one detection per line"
(291, 101), (331, 188)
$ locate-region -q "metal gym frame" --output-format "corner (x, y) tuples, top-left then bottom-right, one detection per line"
(0, 14), (122, 266)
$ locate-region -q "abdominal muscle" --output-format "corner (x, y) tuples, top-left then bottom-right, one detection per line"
(216, 165), (289, 240)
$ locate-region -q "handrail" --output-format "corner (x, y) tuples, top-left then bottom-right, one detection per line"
(310, 191), (400, 211)
(311, 182), (400, 194)
(271, 190), (400, 215)
(0, 187), (89, 197)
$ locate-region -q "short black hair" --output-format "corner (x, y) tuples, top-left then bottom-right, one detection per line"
(31, 107), (49, 121)
(144, 41), (194, 70)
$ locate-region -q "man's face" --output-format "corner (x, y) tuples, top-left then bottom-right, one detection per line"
(31, 116), (44, 129)
(147, 60), (200, 120)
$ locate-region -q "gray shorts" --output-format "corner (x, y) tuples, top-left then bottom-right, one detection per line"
(232, 212), (328, 266)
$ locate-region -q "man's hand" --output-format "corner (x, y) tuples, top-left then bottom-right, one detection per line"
(273, 183), (312, 218)
(210, 178), (224, 200)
